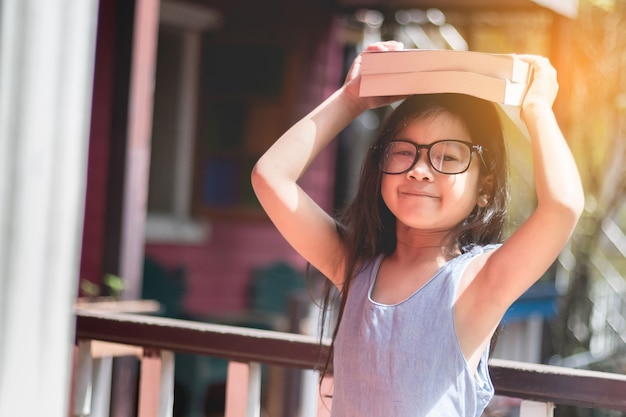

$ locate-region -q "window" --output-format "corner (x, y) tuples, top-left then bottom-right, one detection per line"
(145, 1), (220, 243)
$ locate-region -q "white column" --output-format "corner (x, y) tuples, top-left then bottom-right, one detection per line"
(0, 0), (98, 416)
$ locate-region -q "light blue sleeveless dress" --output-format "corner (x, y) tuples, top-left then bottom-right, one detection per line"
(331, 245), (498, 417)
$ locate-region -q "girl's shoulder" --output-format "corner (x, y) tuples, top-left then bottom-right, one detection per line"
(353, 254), (385, 277)
(461, 243), (502, 257)
(451, 243), (502, 270)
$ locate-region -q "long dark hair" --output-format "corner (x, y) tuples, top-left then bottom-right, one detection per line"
(317, 93), (509, 379)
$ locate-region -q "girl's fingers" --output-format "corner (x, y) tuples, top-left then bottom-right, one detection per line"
(518, 54), (559, 109)
(342, 41), (406, 109)
(520, 55), (557, 82)
(365, 40), (404, 52)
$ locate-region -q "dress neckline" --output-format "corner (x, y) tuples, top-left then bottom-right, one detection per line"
(366, 253), (463, 307)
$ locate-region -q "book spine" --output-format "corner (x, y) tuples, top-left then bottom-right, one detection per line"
(503, 79), (530, 106)
(511, 56), (533, 84)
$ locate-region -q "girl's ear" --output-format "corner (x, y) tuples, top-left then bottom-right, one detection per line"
(477, 174), (495, 208)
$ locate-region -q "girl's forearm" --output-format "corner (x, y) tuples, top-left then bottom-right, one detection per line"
(255, 87), (366, 183)
(523, 104), (584, 216)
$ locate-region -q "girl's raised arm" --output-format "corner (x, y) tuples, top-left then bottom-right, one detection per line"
(251, 41), (403, 287)
(456, 56), (584, 367)
(464, 56), (585, 326)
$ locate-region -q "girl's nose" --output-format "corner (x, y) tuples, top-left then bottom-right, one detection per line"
(406, 151), (434, 180)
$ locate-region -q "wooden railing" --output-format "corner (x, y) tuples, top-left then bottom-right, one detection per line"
(73, 308), (626, 417)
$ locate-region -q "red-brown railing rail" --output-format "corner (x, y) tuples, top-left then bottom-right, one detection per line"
(73, 309), (626, 417)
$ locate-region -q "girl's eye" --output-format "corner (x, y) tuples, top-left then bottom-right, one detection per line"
(393, 150), (415, 158)
(432, 152), (460, 162)
(442, 153), (461, 162)
(386, 143), (416, 159)
(431, 143), (465, 163)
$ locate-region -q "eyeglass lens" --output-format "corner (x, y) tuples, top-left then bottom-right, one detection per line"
(382, 140), (472, 175)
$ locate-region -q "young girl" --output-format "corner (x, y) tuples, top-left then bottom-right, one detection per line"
(251, 41), (584, 416)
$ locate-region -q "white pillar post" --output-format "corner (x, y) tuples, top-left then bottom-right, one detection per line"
(0, 0), (99, 416)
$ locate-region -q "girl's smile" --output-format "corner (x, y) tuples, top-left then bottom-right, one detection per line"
(398, 187), (439, 199)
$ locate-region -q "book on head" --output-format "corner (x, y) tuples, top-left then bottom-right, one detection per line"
(358, 49), (532, 107)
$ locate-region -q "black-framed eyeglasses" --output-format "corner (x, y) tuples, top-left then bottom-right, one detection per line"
(380, 139), (485, 175)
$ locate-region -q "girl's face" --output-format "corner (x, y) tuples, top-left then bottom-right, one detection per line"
(380, 112), (486, 234)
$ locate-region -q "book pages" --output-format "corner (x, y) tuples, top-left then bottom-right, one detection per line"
(360, 70), (529, 106)
(360, 49), (532, 85)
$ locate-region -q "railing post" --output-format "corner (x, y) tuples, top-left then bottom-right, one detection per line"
(75, 311), (626, 415)
(73, 340), (116, 417)
(74, 341), (93, 417)
(520, 400), (555, 417)
(90, 356), (114, 417)
(138, 348), (175, 417)
(225, 361), (261, 417)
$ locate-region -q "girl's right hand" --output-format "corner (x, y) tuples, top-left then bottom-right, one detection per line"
(518, 55), (559, 123)
(341, 41), (406, 112)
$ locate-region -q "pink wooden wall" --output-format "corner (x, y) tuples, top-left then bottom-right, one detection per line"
(144, 223), (303, 316)
(80, 2), (344, 318)
(145, 23), (344, 317)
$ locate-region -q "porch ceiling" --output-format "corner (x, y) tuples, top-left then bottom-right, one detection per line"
(336, 0), (578, 18)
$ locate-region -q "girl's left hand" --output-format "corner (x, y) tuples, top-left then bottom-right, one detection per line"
(518, 55), (559, 117)
(342, 41), (407, 111)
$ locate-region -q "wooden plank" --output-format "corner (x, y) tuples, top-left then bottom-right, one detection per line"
(137, 348), (174, 417)
(72, 340), (118, 417)
(531, 0), (578, 18)
(490, 358), (626, 411)
(91, 341), (143, 358)
(73, 341), (93, 417)
(119, 0), (160, 300)
(225, 362), (261, 417)
(108, 0), (160, 414)
(90, 357), (114, 417)
(158, 350), (175, 417)
(75, 309), (626, 411)
(138, 349), (161, 417)
(336, 0), (579, 17)
(520, 400), (555, 417)
(76, 310), (329, 370)
(75, 298), (161, 313)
